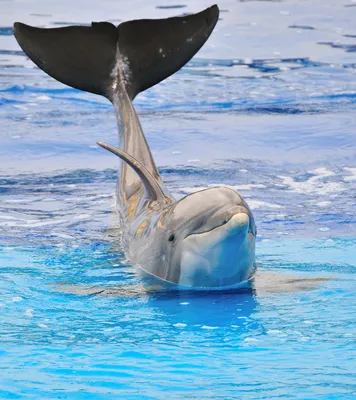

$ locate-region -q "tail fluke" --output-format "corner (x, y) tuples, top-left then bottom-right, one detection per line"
(13, 22), (118, 98)
(13, 5), (219, 101)
(117, 5), (219, 99)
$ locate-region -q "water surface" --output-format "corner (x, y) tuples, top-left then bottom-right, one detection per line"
(0, 0), (355, 398)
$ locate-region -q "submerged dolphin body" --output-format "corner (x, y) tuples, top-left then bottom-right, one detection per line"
(14, 5), (257, 289)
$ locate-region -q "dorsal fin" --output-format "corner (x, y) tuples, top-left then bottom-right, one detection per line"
(13, 5), (219, 101)
(97, 142), (166, 202)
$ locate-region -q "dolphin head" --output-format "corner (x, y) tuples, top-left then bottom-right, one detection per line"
(159, 186), (256, 288)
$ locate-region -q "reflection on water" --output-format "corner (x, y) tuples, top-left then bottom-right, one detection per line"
(147, 290), (258, 331)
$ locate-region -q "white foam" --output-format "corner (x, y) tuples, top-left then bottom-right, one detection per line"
(13, 105), (28, 110)
(315, 201), (331, 207)
(319, 227), (330, 232)
(0, 215), (17, 220)
(248, 200), (283, 210)
(73, 214), (91, 220)
(3, 199), (36, 203)
(0, 220), (29, 227)
(234, 184), (266, 191)
(173, 323), (187, 328)
(344, 167), (356, 181)
(299, 336), (310, 342)
(279, 167), (344, 195)
(25, 308), (34, 317)
(267, 329), (285, 336)
(69, 194), (112, 202)
(265, 213), (287, 219)
(243, 337), (259, 343)
(2, 247), (15, 251)
(0, 217), (65, 228)
(36, 95), (51, 101)
(26, 219), (66, 228)
(52, 233), (74, 239)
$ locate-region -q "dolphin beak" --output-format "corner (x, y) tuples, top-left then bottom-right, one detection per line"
(179, 212), (254, 287)
(226, 212), (250, 234)
(186, 212), (249, 249)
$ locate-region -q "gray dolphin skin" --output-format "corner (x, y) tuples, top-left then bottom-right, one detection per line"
(13, 5), (257, 289)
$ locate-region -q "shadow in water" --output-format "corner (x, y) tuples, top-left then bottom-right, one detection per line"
(146, 289), (258, 330)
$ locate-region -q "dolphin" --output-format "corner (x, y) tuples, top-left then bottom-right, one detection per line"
(13, 5), (257, 289)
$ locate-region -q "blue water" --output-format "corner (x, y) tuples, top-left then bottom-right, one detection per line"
(1, 0), (356, 398)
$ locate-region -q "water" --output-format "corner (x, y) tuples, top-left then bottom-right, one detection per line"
(1, 0), (356, 398)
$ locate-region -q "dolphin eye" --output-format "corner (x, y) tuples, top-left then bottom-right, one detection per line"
(222, 216), (230, 225)
(168, 234), (175, 242)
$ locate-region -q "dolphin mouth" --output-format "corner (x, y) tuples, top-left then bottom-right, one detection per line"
(179, 212), (255, 287)
(185, 212), (251, 242)
(182, 212), (251, 258)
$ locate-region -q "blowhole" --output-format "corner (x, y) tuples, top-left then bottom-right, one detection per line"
(168, 234), (175, 242)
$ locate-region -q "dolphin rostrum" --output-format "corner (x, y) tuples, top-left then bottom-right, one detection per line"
(14, 5), (257, 289)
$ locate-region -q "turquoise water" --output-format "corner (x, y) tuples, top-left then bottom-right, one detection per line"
(1, 0), (356, 398)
